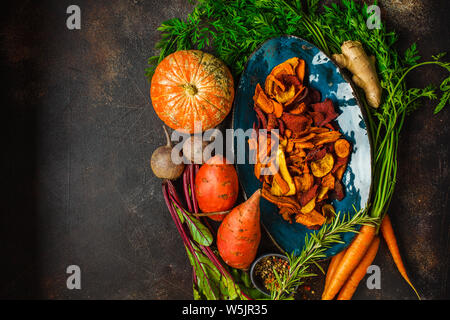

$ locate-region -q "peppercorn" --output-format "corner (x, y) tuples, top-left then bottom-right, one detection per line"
(254, 256), (290, 292)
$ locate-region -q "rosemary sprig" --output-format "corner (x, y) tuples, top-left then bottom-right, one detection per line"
(270, 209), (378, 300)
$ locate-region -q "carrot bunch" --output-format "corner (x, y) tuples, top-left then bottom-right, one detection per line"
(322, 215), (420, 300)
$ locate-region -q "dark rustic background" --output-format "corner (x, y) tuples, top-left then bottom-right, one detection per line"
(1, 0), (448, 299)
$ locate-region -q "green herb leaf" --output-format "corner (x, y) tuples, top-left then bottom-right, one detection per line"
(174, 203), (213, 246)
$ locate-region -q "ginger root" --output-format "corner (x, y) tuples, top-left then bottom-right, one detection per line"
(333, 41), (382, 108)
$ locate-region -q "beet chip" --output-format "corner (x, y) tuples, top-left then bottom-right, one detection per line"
(281, 113), (312, 134)
(311, 98), (338, 126)
(299, 184), (319, 207)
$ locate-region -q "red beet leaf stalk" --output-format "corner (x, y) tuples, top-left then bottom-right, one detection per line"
(163, 175), (250, 300)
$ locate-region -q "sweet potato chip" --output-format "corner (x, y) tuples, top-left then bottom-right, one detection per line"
(275, 85), (296, 104)
(267, 113), (278, 130)
(321, 204), (336, 223)
(270, 62), (295, 78)
(306, 147), (327, 161)
(295, 209), (326, 230)
(322, 173), (335, 189)
(273, 100), (284, 118)
(254, 162), (262, 180)
(317, 186), (329, 201)
(284, 57), (301, 70)
(273, 173), (290, 195)
(310, 130), (341, 146)
(308, 127), (331, 134)
(289, 165), (303, 176)
(265, 74), (285, 97)
(335, 164), (347, 180)
(286, 139), (294, 153)
(294, 173), (314, 193)
(332, 155), (349, 174)
(310, 153), (334, 178)
(285, 86), (307, 107)
(295, 58), (306, 83)
(294, 142), (314, 149)
(334, 139), (351, 158)
(301, 196), (316, 214)
(254, 83), (274, 114)
(289, 102), (307, 115)
(277, 118), (285, 135)
(279, 207), (296, 223)
(262, 183), (301, 211)
(292, 132), (316, 143)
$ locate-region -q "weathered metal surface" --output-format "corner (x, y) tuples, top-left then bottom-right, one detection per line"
(0, 0), (448, 299)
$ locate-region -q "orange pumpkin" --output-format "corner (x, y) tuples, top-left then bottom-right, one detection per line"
(150, 50), (235, 133)
(194, 155), (239, 221)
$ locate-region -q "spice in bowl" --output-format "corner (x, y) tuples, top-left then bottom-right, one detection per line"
(253, 255), (290, 292)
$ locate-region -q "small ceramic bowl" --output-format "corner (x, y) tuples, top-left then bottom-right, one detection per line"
(249, 253), (289, 297)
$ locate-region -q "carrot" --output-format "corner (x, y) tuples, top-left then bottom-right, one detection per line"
(322, 224), (376, 300)
(381, 214), (421, 299)
(323, 248), (347, 294)
(337, 236), (380, 300)
(217, 189), (261, 270)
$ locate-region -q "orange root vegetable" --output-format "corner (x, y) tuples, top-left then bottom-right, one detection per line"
(381, 215), (421, 299)
(323, 248), (347, 295)
(194, 155), (239, 221)
(322, 224), (376, 300)
(337, 236), (380, 300)
(217, 189), (262, 270)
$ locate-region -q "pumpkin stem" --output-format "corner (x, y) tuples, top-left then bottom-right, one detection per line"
(183, 83), (198, 97)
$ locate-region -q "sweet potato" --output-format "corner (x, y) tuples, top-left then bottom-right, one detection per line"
(217, 189), (261, 270)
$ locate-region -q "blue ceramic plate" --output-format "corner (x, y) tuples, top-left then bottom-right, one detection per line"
(232, 36), (372, 257)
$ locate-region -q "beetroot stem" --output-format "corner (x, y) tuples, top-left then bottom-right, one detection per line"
(190, 164), (199, 214)
(182, 167), (193, 212)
